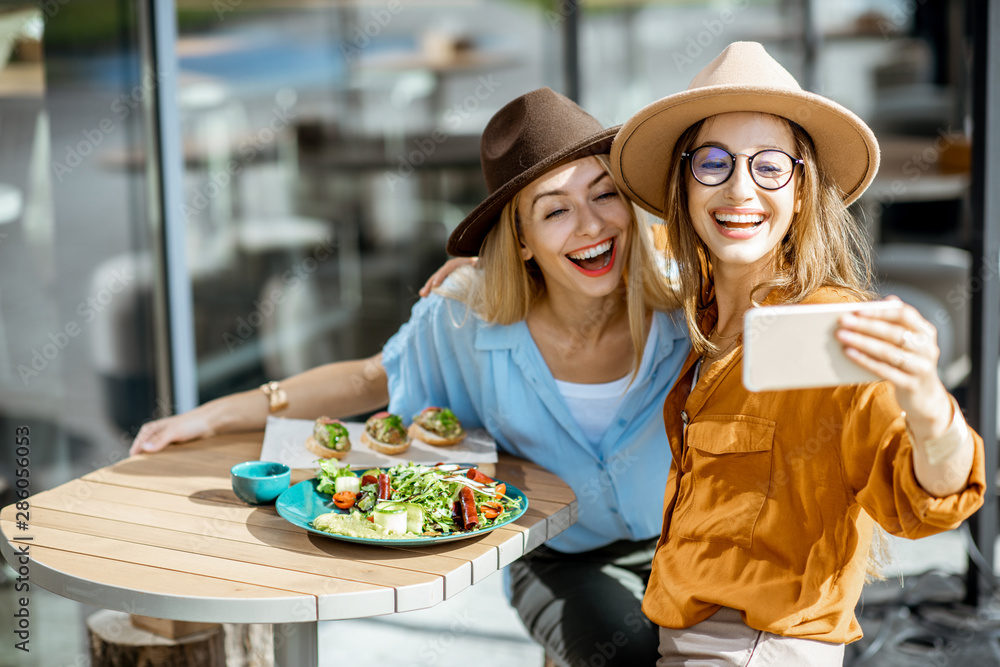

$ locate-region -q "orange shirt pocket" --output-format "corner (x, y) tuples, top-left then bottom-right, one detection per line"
(672, 415), (775, 550)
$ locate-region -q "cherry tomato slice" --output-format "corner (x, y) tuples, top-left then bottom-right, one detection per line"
(332, 491), (357, 509)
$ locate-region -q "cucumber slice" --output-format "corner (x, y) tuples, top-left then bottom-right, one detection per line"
(372, 501), (422, 533)
(373, 502), (408, 533)
(405, 504), (424, 533)
(335, 476), (360, 494)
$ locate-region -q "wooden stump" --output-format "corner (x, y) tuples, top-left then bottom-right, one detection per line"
(223, 624), (274, 667)
(88, 610), (226, 667)
(130, 615), (218, 639)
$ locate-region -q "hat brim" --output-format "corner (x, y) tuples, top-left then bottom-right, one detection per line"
(611, 85), (880, 218)
(447, 125), (621, 257)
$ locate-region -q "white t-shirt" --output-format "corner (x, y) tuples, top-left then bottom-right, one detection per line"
(554, 317), (660, 447)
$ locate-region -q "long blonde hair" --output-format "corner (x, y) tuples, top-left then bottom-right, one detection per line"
(660, 114), (877, 357)
(440, 154), (680, 378)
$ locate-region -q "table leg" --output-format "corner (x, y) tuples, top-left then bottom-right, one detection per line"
(273, 621), (318, 667)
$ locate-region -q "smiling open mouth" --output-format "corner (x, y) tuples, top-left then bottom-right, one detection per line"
(567, 239), (614, 272)
(714, 212), (765, 230)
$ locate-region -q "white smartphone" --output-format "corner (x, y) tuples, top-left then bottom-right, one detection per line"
(742, 301), (903, 392)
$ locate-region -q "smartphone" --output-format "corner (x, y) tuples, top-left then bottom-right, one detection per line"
(742, 301), (903, 392)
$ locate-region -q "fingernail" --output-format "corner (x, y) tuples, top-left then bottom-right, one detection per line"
(837, 329), (857, 342)
(142, 442), (156, 451)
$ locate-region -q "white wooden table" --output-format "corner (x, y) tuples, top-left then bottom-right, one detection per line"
(0, 433), (577, 665)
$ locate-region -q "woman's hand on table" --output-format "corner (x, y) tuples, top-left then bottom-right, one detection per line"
(129, 409), (216, 455)
(418, 257), (477, 297)
(835, 296), (953, 439)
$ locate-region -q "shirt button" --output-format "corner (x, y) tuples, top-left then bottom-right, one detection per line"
(609, 507), (619, 514)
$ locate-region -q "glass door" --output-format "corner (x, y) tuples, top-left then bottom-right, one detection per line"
(0, 2), (169, 663)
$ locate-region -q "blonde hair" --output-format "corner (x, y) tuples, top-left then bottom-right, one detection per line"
(661, 114), (876, 357)
(441, 154), (680, 378)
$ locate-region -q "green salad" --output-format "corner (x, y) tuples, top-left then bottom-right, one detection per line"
(311, 461), (522, 539)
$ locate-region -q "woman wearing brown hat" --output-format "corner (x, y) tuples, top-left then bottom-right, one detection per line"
(612, 42), (986, 664)
(132, 87), (689, 665)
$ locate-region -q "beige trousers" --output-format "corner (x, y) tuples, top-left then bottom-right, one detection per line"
(656, 608), (845, 666)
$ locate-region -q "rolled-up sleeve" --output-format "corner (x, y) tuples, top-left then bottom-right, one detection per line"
(844, 383), (985, 539)
(891, 427), (986, 536)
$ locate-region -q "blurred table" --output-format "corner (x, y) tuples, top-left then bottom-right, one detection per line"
(858, 134), (971, 244)
(296, 129), (482, 172)
(362, 45), (519, 118)
(863, 134), (970, 203)
(0, 432), (576, 666)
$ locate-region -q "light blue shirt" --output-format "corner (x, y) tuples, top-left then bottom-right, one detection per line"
(382, 290), (691, 553)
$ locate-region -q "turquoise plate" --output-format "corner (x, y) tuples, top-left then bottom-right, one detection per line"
(275, 475), (529, 547)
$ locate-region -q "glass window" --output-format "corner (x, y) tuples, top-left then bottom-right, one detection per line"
(173, 1), (561, 404)
(0, 4), (166, 660)
(0, 3), (162, 488)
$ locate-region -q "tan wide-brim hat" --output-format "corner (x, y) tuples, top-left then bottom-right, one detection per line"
(611, 41), (880, 217)
(447, 87), (619, 257)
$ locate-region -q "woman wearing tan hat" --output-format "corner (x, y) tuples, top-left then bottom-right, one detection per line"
(132, 87), (689, 665)
(611, 42), (985, 664)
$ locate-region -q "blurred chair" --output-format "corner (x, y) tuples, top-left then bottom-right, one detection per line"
(258, 218), (362, 379)
(873, 243), (972, 389)
(869, 39), (953, 136)
(88, 253), (156, 433)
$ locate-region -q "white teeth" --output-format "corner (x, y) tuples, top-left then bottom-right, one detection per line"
(714, 213), (765, 224)
(568, 240), (613, 260)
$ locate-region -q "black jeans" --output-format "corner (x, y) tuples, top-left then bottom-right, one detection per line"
(507, 538), (660, 667)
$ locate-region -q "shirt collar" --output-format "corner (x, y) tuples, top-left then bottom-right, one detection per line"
(474, 320), (522, 351)
(475, 309), (687, 358)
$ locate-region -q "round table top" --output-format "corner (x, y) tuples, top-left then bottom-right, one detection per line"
(0, 433), (576, 624)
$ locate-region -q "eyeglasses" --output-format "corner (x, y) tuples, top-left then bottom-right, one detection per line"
(681, 145), (804, 190)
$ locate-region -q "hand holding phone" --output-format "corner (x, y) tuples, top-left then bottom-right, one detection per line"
(742, 301), (903, 392)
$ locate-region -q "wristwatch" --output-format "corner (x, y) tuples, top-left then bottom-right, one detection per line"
(259, 381), (289, 413)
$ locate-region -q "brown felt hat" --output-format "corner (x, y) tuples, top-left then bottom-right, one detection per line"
(611, 41), (880, 217)
(447, 87), (619, 257)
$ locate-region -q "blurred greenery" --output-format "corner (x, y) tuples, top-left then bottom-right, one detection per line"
(38, 0), (130, 51)
(37, 1), (253, 52)
(33, 0), (718, 53)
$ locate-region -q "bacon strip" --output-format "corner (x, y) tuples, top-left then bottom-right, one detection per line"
(377, 473), (392, 501)
(459, 486), (479, 530)
(466, 468), (495, 484)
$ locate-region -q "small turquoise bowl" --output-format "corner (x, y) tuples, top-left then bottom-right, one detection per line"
(231, 461), (291, 505)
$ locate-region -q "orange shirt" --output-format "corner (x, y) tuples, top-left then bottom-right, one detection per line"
(642, 288), (986, 644)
